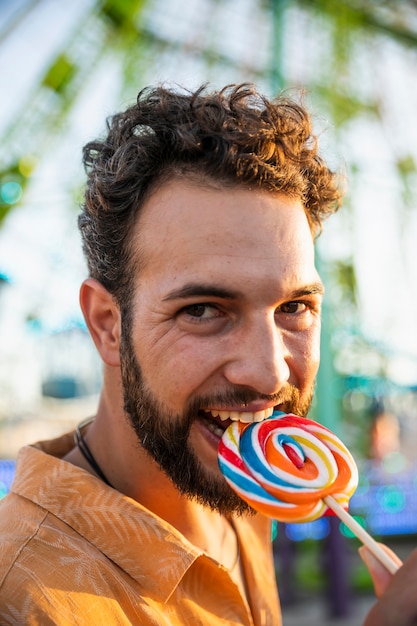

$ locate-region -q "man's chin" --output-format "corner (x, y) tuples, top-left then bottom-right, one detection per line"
(173, 459), (253, 516)
(185, 483), (254, 517)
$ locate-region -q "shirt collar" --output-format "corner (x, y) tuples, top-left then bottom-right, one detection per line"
(12, 430), (276, 611)
(12, 436), (201, 602)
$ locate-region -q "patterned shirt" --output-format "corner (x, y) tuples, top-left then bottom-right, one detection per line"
(0, 431), (281, 625)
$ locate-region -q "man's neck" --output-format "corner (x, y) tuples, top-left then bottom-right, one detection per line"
(65, 408), (240, 570)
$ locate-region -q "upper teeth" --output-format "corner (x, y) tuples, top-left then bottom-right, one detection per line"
(209, 407), (274, 423)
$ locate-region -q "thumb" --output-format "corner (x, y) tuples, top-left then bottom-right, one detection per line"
(359, 545), (403, 597)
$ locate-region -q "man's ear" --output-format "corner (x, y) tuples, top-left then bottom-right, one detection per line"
(80, 278), (121, 367)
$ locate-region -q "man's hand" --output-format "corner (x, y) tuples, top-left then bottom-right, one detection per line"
(360, 544), (417, 625)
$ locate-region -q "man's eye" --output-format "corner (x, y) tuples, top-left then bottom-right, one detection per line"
(182, 304), (220, 320)
(280, 301), (306, 314)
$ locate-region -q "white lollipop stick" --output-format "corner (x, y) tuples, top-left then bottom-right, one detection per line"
(324, 495), (400, 575)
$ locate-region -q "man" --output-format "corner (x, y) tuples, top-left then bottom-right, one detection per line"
(0, 83), (405, 624)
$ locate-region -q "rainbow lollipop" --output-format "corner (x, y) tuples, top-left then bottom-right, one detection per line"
(218, 410), (399, 574)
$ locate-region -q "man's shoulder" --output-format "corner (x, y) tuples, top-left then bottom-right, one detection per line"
(0, 491), (121, 621)
(0, 492), (50, 608)
(0, 491), (47, 556)
(0, 491), (102, 588)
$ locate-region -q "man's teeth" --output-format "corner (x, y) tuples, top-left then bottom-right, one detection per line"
(209, 407), (274, 423)
(205, 420), (225, 437)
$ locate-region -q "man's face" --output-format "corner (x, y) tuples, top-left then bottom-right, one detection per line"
(119, 180), (323, 514)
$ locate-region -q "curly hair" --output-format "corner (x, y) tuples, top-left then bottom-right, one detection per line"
(79, 83), (342, 307)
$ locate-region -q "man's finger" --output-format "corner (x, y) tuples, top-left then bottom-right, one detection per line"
(359, 545), (403, 597)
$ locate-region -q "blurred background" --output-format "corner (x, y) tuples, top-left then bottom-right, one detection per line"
(1, 0), (417, 623)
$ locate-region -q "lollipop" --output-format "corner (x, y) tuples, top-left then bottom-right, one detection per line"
(218, 410), (400, 574)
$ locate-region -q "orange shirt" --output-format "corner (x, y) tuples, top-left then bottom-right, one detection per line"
(0, 431), (281, 625)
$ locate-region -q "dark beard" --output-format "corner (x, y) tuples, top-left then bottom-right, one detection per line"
(119, 322), (314, 516)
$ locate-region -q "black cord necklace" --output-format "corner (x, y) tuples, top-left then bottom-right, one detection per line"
(74, 418), (113, 488)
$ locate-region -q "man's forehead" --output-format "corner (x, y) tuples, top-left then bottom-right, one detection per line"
(136, 179), (313, 249)
(129, 180), (319, 302)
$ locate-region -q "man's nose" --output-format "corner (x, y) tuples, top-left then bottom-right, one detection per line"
(222, 316), (290, 396)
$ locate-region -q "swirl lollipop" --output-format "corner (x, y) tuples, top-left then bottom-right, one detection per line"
(218, 411), (399, 574)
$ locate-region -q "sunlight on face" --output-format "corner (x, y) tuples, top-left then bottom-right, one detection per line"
(120, 180), (322, 512)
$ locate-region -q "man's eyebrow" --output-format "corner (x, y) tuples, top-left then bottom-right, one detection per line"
(290, 282), (325, 298)
(163, 281), (324, 302)
(163, 283), (241, 301)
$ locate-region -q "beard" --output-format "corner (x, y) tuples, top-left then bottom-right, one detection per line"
(119, 322), (315, 516)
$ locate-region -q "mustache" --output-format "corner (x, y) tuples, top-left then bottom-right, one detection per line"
(187, 383), (301, 414)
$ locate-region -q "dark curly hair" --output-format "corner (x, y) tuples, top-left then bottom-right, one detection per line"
(79, 83), (342, 308)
